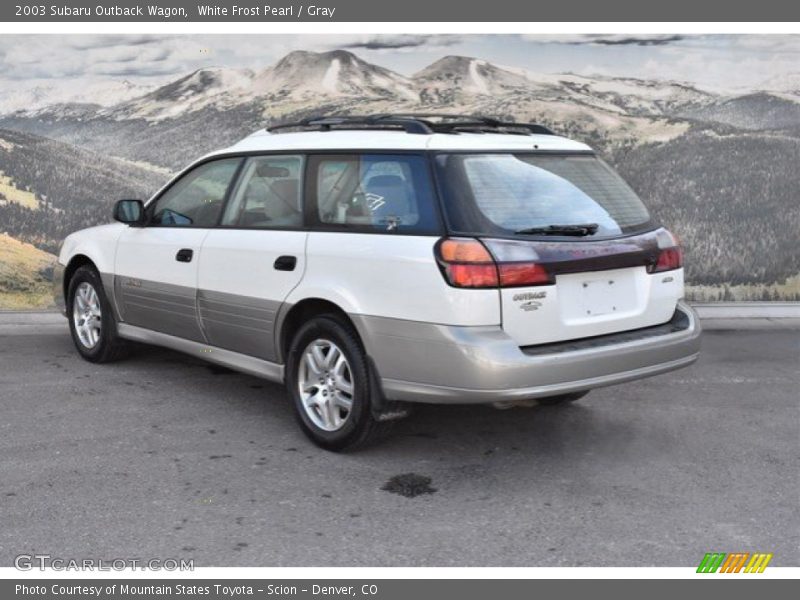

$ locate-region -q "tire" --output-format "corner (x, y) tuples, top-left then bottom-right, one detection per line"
(536, 390), (590, 406)
(285, 314), (393, 451)
(67, 265), (128, 363)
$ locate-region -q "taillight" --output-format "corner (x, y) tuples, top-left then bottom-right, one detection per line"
(437, 238), (499, 288)
(648, 229), (683, 273)
(498, 263), (551, 286)
(447, 263), (498, 287)
(653, 247), (683, 272)
(435, 238), (554, 288)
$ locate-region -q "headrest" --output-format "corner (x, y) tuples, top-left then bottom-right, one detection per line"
(256, 164), (290, 178)
(270, 179), (300, 210)
(367, 175), (405, 188)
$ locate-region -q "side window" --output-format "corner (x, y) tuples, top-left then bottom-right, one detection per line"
(310, 154), (440, 234)
(221, 155), (303, 228)
(149, 158), (241, 227)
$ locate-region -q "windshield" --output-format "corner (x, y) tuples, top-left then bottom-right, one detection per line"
(437, 153), (654, 237)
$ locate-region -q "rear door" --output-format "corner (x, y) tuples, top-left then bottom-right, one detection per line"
(114, 157), (242, 342)
(197, 154), (307, 361)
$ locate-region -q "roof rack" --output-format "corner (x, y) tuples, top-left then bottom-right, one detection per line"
(268, 115), (433, 135)
(375, 113), (556, 135)
(267, 114), (555, 136)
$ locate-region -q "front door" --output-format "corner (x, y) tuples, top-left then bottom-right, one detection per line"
(114, 157), (242, 342)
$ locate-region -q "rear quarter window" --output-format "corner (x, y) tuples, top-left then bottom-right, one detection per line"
(307, 154), (441, 235)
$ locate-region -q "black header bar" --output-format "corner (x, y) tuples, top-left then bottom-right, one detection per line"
(3, 0), (800, 22)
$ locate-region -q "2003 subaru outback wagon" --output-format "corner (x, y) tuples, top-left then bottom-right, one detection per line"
(55, 114), (702, 450)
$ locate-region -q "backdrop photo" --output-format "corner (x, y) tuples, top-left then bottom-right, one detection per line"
(0, 33), (798, 308)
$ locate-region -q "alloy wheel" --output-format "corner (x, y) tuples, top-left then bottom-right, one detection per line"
(72, 282), (102, 349)
(297, 338), (354, 431)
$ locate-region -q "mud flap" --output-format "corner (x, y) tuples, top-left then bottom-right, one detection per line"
(368, 357), (412, 422)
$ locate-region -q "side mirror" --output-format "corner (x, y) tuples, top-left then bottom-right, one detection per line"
(113, 199), (146, 226)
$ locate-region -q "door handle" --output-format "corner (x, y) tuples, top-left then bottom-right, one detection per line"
(274, 255), (297, 271)
(175, 248), (194, 263)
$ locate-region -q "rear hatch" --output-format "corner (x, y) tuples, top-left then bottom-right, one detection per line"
(435, 152), (684, 346)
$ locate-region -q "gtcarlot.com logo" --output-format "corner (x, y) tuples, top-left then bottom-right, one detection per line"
(697, 552), (773, 573)
(14, 554), (194, 571)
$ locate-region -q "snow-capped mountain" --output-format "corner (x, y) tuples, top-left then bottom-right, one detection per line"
(0, 78), (159, 115)
(756, 71), (800, 95)
(2, 48), (785, 170)
(252, 50), (418, 102)
(101, 50), (420, 122)
(415, 56), (535, 103)
(411, 55), (715, 116)
(108, 67), (255, 120)
(0, 85), (57, 114)
(540, 73), (716, 116)
(0, 49), (744, 125)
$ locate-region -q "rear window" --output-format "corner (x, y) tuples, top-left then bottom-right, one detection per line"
(437, 153), (654, 237)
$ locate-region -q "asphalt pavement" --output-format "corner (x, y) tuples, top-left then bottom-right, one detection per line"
(1, 315), (797, 567)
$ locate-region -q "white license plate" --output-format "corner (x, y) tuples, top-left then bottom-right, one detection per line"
(580, 278), (624, 317)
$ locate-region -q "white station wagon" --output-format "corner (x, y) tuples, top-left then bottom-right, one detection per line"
(55, 114), (701, 450)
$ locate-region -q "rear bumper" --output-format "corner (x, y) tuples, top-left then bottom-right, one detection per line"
(352, 301), (701, 404)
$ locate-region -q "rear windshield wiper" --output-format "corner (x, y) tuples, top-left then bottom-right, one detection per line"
(514, 223), (599, 236)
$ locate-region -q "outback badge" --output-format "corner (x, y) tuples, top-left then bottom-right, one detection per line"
(513, 291), (546, 311)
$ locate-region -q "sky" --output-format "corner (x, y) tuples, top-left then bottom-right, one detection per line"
(0, 34), (799, 94)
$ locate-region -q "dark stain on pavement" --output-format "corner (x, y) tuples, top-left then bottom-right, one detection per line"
(381, 473), (437, 498)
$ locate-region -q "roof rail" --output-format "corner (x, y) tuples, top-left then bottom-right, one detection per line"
(372, 113), (556, 135)
(267, 114), (555, 136)
(267, 115), (433, 135)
